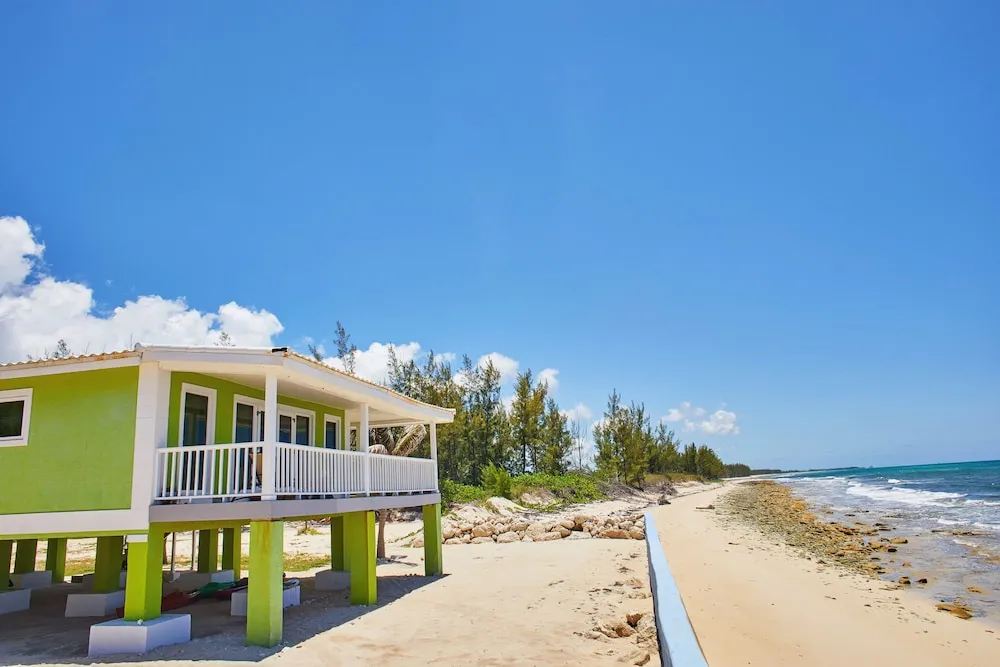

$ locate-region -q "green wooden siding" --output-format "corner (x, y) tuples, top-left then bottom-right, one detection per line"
(0, 367), (139, 515)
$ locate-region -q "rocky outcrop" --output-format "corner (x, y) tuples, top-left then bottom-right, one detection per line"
(719, 481), (915, 579)
(414, 511), (649, 547)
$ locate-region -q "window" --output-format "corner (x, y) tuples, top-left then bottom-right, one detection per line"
(179, 384), (216, 447)
(278, 408), (314, 445)
(0, 389), (31, 447)
(324, 415), (342, 449)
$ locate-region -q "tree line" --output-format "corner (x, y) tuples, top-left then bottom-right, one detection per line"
(310, 323), (741, 488)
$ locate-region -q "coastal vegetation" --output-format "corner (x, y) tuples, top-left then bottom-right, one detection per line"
(315, 322), (747, 506)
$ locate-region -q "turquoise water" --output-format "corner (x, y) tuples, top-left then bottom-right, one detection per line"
(779, 460), (1000, 622)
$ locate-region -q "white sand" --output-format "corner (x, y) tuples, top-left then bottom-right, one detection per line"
(652, 484), (1000, 667)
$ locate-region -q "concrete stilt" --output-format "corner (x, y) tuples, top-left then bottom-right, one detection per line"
(246, 520), (284, 647)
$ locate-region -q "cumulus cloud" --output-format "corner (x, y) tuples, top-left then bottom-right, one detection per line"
(321, 341), (422, 385)
(662, 401), (740, 436)
(537, 367), (560, 391)
(0, 216), (284, 362)
(562, 402), (593, 422)
(478, 352), (519, 380)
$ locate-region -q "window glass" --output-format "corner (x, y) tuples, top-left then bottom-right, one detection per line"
(325, 421), (339, 449)
(235, 403), (255, 443)
(278, 415), (293, 443)
(0, 400), (25, 438)
(182, 393), (209, 446)
(295, 416), (310, 445)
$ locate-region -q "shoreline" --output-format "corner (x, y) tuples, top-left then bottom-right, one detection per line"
(653, 482), (999, 666)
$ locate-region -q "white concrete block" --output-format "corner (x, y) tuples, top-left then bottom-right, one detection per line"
(88, 613), (191, 657)
(79, 572), (128, 590)
(10, 570), (53, 589)
(66, 590), (126, 617)
(230, 584), (300, 616)
(172, 570), (234, 592)
(314, 569), (351, 591)
(0, 588), (31, 615)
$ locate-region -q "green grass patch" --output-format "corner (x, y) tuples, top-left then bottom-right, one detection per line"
(440, 479), (488, 506)
(511, 472), (605, 505)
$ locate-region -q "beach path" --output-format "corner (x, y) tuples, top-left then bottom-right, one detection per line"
(653, 485), (999, 667)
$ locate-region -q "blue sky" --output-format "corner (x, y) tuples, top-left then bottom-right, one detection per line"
(1, 2), (997, 470)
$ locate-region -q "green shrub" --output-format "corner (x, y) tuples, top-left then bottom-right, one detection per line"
(510, 472), (605, 505)
(481, 462), (513, 499)
(440, 479), (487, 506)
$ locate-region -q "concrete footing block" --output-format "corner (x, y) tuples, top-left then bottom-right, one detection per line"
(66, 590), (126, 617)
(11, 571), (53, 589)
(314, 569), (351, 591)
(0, 589), (31, 616)
(230, 584), (300, 616)
(76, 572), (128, 590)
(172, 570), (234, 592)
(88, 613), (191, 656)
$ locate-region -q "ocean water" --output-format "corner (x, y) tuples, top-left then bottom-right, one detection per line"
(779, 460), (1000, 622)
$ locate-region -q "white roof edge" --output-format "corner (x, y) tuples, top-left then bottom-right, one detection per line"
(138, 345), (455, 424)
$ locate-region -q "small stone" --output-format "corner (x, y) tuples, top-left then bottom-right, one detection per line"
(557, 526), (571, 538)
(559, 519), (576, 531)
(534, 531), (562, 542)
(521, 535), (534, 543)
(470, 536), (494, 544)
(600, 529), (630, 539)
(412, 537), (424, 548)
(472, 523), (495, 538)
(525, 522), (547, 536)
(898, 576), (911, 585)
(917, 578), (928, 584)
(889, 537), (908, 545)
(444, 537), (462, 545)
(629, 527), (645, 540)
(626, 612), (644, 627)
(496, 531), (519, 544)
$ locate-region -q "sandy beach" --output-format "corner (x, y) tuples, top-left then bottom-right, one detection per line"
(4, 488), (682, 667)
(653, 483), (1000, 667)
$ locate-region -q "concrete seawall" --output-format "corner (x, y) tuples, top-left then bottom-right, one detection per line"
(644, 512), (708, 667)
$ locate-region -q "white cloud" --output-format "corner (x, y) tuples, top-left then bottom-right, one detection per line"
(478, 352), (519, 380)
(662, 401), (740, 436)
(562, 402), (593, 422)
(322, 341), (422, 385)
(537, 367), (560, 391)
(0, 216), (284, 362)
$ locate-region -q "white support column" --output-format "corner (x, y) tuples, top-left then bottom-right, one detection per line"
(429, 422), (438, 490)
(360, 403), (370, 495)
(262, 373), (278, 500)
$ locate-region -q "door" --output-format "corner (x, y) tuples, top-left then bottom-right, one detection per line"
(234, 401), (263, 492)
(181, 391), (212, 492)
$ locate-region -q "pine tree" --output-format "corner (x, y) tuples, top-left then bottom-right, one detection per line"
(510, 370), (546, 474)
(539, 396), (573, 474)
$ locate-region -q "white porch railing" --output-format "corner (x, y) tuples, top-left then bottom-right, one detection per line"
(152, 443), (438, 502)
(370, 453), (437, 493)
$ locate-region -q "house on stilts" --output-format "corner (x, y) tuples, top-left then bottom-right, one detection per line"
(0, 344), (451, 655)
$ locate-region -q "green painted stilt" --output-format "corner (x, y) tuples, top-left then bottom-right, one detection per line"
(45, 538), (67, 584)
(123, 528), (165, 621)
(423, 503), (443, 576)
(93, 536), (124, 593)
(13, 539), (37, 574)
(246, 520), (284, 647)
(0, 540), (12, 589)
(346, 511), (376, 605)
(222, 527), (242, 575)
(197, 529), (219, 573)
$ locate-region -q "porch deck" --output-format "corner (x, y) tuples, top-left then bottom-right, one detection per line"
(153, 443), (438, 503)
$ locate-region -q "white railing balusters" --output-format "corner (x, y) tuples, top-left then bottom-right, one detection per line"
(153, 442), (438, 502)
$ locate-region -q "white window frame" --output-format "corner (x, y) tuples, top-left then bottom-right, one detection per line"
(233, 394), (265, 442)
(323, 414), (343, 449)
(179, 383), (217, 447)
(279, 405), (316, 446)
(0, 388), (32, 448)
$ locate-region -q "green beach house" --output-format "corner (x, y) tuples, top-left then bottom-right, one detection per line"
(0, 344), (451, 655)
